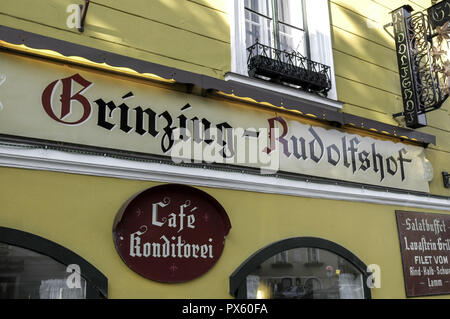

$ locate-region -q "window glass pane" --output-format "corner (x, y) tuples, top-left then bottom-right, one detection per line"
(278, 23), (307, 55)
(0, 243), (86, 299)
(245, 247), (364, 299)
(273, 251), (289, 264)
(277, 0), (303, 29)
(245, 0), (272, 17)
(245, 10), (273, 48)
(307, 248), (320, 264)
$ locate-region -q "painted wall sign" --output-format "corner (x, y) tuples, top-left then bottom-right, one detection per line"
(0, 51), (432, 192)
(396, 210), (450, 297)
(113, 184), (231, 282)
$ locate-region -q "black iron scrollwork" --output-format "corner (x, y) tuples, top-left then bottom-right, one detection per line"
(246, 40), (332, 96)
(391, 2), (449, 129)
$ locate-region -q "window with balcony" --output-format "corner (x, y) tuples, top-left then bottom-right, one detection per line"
(244, 0), (308, 56)
(229, 0), (338, 104)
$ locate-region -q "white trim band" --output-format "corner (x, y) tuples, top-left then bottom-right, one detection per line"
(224, 72), (343, 110)
(0, 144), (449, 212)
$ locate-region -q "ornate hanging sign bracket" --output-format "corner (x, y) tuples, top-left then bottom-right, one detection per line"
(113, 184), (231, 283)
(387, 1), (450, 129)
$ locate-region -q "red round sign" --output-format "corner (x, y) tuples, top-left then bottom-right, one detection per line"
(113, 184), (231, 283)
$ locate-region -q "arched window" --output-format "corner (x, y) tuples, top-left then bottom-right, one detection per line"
(230, 237), (371, 299)
(0, 227), (107, 299)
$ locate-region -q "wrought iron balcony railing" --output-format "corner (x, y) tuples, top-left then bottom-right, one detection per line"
(247, 41), (332, 96)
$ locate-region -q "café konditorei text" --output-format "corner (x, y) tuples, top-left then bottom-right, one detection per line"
(0, 52), (432, 192)
(113, 184), (231, 283)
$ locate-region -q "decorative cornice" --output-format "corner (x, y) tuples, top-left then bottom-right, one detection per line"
(0, 144), (448, 212)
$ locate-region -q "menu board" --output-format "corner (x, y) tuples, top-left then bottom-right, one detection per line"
(396, 210), (450, 297)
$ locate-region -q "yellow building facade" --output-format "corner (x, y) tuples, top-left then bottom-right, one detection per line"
(0, 0), (449, 299)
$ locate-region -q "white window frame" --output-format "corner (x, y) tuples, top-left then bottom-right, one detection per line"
(228, 0), (339, 106)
